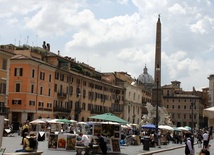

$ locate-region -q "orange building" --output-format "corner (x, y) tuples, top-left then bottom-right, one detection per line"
(8, 53), (56, 123)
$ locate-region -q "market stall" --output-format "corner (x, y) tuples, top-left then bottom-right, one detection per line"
(30, 119), (47, 141)
(92, 122), (121, 153)
(48, 133), (77, 150)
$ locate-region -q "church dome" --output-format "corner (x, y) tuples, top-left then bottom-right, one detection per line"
(137, 66), (154, 84)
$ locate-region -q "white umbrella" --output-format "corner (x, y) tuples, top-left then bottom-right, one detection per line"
(30, 119), (46, 124)
(78, 122), (87, 125)
(4, 118), (9, 121)
(159, 125), (174, 131)
(47, 119), (61, 124)
(177, 127), (189, 131)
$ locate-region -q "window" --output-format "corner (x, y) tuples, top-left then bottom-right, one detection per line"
(38, 101), (44, 107)
(2, 58), (7, 70)
(14, 68), (23, 76)
(178, 105), (180, 109)
(29, 100), (35, 106)
(55, 72), (59, 79)
(178, 113), (180, 119)
(31, 84), (34, 93)
(60, 74), (64, 81)
(184, 114), (186, 119)
(82, 103), (86, 110)
(54, 84), (57, 92)
(83, 81), (86, 86)
(40, 86), (43, 95)
(69, 86), (73, 95)
(172, 105), (174, 109)
(184, 105), (186, 109)
(12, 99), (21, 105)
(32, 69), (35, 78)
(49, 74), (52, 82)
(40, 72), (45, 80)
(48, 88), (51, 96)
(15, 83), (21, 92)
(0, 81), (6, 94)
(47, 102), (52, 108)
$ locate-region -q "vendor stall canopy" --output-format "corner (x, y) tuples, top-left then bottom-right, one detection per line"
(203, 106), (214, 119)
(89, 113), (128, 124)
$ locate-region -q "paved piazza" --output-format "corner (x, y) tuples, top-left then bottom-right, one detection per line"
(1, 133), (214, 155)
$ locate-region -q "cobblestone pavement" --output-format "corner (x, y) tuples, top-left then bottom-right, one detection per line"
(1, 134), (214, 155)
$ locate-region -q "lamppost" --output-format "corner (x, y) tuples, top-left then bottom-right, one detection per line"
(191, 99), (195, 134)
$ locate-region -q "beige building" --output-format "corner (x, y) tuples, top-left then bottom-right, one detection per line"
(208, 74), (214, 107)
(123, 83), (142, 124)
(162, 81), (208, 129)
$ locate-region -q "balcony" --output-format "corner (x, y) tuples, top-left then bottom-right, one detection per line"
(53, 107), (71, 113)
(90, 109), (108, 114)
(38, 107), (52, 111)
(57, 92), (67, 99)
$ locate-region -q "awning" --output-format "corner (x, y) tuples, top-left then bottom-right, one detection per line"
(203, 107), (214, 119)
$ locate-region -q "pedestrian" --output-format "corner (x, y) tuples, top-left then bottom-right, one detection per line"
(203, 131), (209, 149)
(197, 132), (203, 148)
(97, 133), (107, 154)
(185, 132), (195, 155)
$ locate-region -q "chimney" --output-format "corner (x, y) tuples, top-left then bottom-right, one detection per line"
(58, 50), (60, 55)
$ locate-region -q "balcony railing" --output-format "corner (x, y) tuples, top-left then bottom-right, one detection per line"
(53, 107), (71, 113)
(57, 92), (67, 99)
(90, 109), (108, 114)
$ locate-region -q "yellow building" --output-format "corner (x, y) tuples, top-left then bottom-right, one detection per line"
(0, 46), (15, 117)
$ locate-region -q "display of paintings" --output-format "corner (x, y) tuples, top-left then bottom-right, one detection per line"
(111, 139), (120, 152)
(66, 134), (77, 150)
(57, 134), (67, 150)
(114, 125), (120, 131)
(106, 138), (112, 152)
(114, 132), (120, 139)
(50, 124), (57, 133)
(101, 124), (114, 137)
(93, 124), (102, 136)
(48, 134), (58, 149)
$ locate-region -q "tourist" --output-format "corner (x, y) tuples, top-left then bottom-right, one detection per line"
(97, 133), (107, 154)
(77, 132), (90, 146)
(184, 132), (195, 155)
(203, 131), (209, 149)
(21, 122), (30, 145)
(16, 132), (35, 152)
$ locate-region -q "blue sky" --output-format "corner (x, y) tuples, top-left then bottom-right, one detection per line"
(0, 0), (214, 91)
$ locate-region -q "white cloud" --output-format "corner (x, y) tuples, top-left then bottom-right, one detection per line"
(168, 3), (186, 15)
(0, 0), (214, 91)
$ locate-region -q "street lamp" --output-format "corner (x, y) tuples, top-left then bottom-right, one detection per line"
(191, 99), (195, 134)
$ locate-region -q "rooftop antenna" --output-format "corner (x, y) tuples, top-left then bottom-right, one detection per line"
(19, 35), (21, 46)
(35, 34), (38, 47)
(26, 36), (29, 45)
